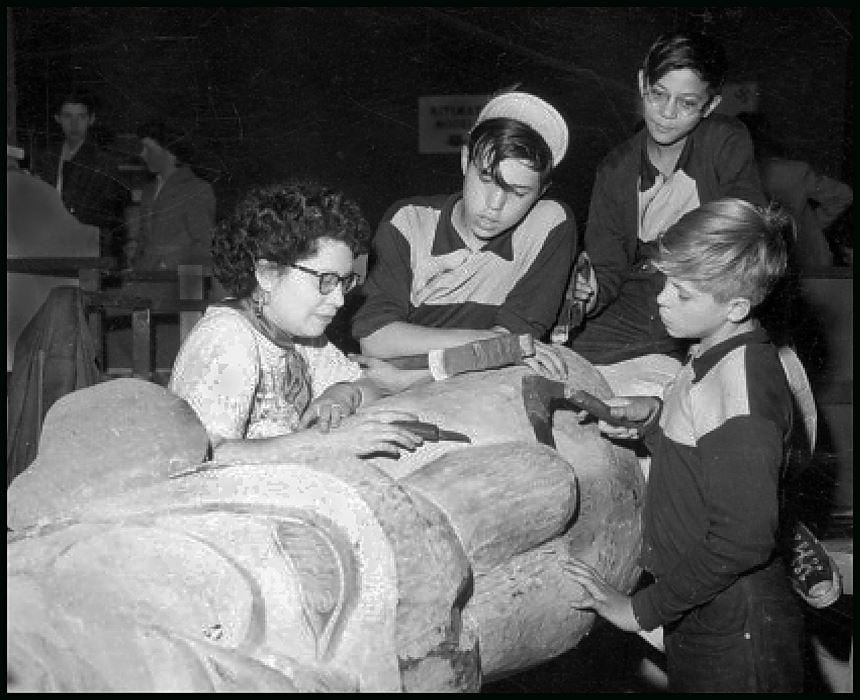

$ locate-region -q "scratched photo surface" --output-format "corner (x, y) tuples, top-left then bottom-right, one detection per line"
(9, 7), (851, 226)
(7, 6), (852, 693)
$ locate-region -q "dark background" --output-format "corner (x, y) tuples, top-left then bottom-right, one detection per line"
(8, 6), (853, 230)
(6, 7), (853, 692)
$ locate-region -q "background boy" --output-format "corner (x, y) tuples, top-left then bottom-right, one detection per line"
(564, 198), (804, 692)
(351, 89), (577, 379)
(31, 89), (129, 260)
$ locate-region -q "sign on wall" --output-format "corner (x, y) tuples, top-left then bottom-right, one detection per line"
(418, 95), (488, 154)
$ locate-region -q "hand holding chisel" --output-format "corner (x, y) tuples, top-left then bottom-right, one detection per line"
(390, 420), (471, 443)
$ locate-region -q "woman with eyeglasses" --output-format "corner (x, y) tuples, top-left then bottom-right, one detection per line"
(566, 32), (767, 380)
(168, 180), (425, 461)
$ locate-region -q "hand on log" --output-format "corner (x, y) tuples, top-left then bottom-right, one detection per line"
(315, 410), (425, 458)
(299, 382), (363, 432)
(563, 558), (642, 633)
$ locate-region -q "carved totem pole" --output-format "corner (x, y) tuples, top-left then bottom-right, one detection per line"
(7, 346), (645, 691)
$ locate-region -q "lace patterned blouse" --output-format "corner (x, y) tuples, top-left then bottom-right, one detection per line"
(169, 305), (361, 442)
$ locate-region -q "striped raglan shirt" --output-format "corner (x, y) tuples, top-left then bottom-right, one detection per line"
(352, 193), (576, 340)
(631, 328), (793, 631)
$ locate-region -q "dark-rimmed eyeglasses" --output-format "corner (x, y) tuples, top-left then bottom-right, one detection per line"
(289, 263), (360, 295)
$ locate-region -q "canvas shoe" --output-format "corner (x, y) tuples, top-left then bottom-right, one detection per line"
(789, 521), (842, 609)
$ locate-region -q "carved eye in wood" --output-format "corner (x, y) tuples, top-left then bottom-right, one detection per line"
(271, 516), (359, 660)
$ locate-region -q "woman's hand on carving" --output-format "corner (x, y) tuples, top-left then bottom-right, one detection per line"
(299, 382), (363, 432)
(322, 409), (425, 458)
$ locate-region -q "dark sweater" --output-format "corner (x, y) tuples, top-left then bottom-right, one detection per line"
(631, 328), (792, 631)
(571, 115), (766, 363)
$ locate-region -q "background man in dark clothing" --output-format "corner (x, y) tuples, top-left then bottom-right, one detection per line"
(30, 89), (130, 261)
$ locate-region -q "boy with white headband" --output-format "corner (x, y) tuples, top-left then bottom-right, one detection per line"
(353, 88), (576, 379)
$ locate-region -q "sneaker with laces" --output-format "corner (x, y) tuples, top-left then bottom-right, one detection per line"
(789, 521), (842, 609)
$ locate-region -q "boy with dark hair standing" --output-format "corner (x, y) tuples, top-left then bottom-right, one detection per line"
(564, 198), (804, 692)
(352, 89), (577, 379)
(31, 89), (130, 259)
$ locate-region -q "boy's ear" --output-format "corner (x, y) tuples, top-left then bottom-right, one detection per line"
(460, 145), (470, 176)
(726, 296), (751, 323)
(637, 70), (647, 96)
(702, 94), (722, 119)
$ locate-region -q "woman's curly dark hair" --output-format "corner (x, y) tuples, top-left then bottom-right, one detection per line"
(212, 180), (371, 297)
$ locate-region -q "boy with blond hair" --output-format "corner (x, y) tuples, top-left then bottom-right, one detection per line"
(564, 198), (804, 692)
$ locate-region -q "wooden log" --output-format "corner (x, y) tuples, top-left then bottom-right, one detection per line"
(354, 348), (644, 681)
(401, 442), (577, 573)
(7, 376), (481, 691)
(466, 422), (644, 680)
(7, 458), (480, 691)
(6, 378), (209, 530)
(363, 350), (612, 481)
(7, 346), (645, 691)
